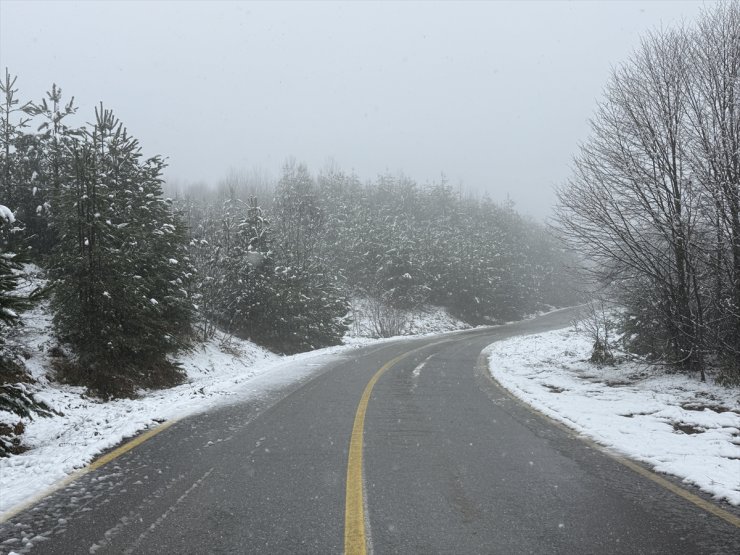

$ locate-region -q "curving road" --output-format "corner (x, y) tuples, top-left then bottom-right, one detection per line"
(1, 307), (738, 554)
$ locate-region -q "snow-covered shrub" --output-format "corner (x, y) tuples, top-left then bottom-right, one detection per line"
(366, 298), (408, 338)
(577, 299), (616, 365)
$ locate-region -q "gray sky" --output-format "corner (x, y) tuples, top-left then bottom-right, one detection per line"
(0, 0), (712, 219)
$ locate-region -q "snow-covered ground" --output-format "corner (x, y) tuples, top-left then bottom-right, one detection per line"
(347, 297), (470, 338)
(485, 327), (740, 506)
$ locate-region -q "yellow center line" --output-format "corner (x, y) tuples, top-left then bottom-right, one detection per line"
(344, 338), (459, 555)
(345, 346), (434, 555)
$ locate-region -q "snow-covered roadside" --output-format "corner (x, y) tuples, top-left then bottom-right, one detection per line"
(0, 305), (380, 515)
(485, 327), (740, 506)
(0, 291), (471, 516)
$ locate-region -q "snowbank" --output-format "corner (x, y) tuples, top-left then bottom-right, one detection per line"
(485, 328), (740, 506)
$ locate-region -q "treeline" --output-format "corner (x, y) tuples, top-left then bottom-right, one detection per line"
(1, 71), (577, 400)
(556, 2), (740, 383)
(178, 164), (578, 346)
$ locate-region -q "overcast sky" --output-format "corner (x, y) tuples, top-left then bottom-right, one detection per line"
(0, 0), (713, 219)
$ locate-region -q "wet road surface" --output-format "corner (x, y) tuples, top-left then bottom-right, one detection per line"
(1, 308), (738, 554)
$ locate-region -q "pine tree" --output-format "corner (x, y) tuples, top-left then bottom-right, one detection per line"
(265, 163), (349, 352)
(273, 161), (324, 271)
(50, 105), (193, 397)
(25, 84), (80, 257)
(0, 70), (35, 257)
(0, 206), (52, 456)
(215, 196), (274, 339)
(0, 70), (33, 211)
(262, 266), (349, 354)
(0, 206), (28, 331)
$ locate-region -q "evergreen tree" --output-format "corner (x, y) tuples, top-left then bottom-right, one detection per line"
(0, 70), (33, 212)
(0, 206), (52, 456)
(181, 162), (578, 346)
(0, 206), (29, 331)
(265, 163), (349, 352)
(25, 84), (80, 257)
(190, 188), (349, 354)
(50, 105), (193, 397)
(273, 161), (324, 272)
(0, 70), (35, 256)
(261, 265), (349, 354)
(216, 196), (274, 339)
(0, 73), (53, 446)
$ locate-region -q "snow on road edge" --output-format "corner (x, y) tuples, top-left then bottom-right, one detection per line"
(484, 327), (740, 506)
(0, 331), (379, 516)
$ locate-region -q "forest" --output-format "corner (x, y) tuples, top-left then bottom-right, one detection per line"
(0, 74), (577, 402)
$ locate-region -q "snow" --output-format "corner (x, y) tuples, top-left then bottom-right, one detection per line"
(0, 205), (15, 224)
(485, 327), (740, 506)
(0, 298), (381, 515)
(346, 297), (470, 338)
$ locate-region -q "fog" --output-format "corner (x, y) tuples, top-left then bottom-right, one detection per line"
(0, 0), (710, 219)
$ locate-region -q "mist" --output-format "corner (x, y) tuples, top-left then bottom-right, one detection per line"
(0, 0), (710, 219)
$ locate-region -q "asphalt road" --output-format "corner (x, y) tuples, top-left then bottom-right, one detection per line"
(1, 307), (739, 554)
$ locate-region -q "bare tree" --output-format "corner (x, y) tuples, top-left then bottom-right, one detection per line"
(685, 2), (740, 370)
(557, 17), (736, 381)
(556, 2), (740, 383)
